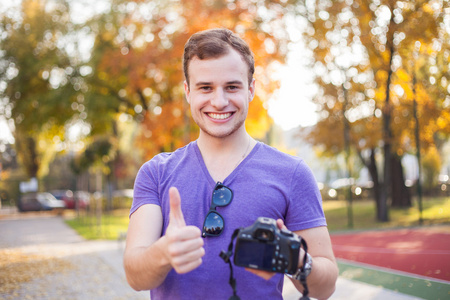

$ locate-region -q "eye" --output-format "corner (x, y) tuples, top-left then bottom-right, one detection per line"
(199, 86), (212, 92)
(227, 85), (239, 91)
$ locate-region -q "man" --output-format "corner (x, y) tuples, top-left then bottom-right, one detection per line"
(124, 28), (338, 300)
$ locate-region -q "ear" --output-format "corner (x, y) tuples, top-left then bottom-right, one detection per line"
(248, 78), (256, 102)
(184, 80), (190, 104)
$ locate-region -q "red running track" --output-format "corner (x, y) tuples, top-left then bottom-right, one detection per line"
(330, 226), (450, 282)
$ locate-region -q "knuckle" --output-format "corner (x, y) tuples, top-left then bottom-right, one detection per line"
(171, 256), (182, 267)
(185, 225), (201, 237)
(167, 245), (179, 257)
(166, 232), (178, 243)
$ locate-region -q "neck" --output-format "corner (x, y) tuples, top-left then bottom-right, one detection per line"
(197, 130), (254, 182)
(197, 129), (248, 154)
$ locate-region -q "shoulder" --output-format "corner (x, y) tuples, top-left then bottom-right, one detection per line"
(136, 142), (198, 180)
(254, 142), (304, 167)
(142, 142), (196, 168)
(248, 142), (316, 184)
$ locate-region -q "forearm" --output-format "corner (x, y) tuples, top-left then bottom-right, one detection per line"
(290, 226), (339, 300)
(290, 256), (338, 300)
(124, 202), (205, 291)
(124, 235), (172, 291)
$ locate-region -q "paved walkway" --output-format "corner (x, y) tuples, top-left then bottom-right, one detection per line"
(0, 210), (424, 300)
(0, 212), (149, 300)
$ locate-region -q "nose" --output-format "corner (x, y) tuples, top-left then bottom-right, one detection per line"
(210, 88), (228, 110)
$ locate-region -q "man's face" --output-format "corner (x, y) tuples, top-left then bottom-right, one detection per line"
(184, 48), (255, 139)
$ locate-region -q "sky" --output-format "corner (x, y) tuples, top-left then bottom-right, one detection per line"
(268, 40), (318, 130)
(0, 118), (13, 143)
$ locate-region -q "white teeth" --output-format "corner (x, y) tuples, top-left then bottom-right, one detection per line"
(208, 113), (232, 120)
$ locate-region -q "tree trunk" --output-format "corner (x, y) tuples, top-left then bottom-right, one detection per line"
(380, 146), (391, 221)
(367, 149), (381, 204)
(370, 151), (387, 221)
(379, 34), (396, 222)
(390, 154), (412, 207)
(357, 148), (382, 218)
(15, 134), (39, 178)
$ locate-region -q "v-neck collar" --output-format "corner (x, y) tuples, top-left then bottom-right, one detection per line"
(193, 140), (260, 185)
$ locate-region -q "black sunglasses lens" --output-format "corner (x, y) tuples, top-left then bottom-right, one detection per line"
(203, 212), (224, 236)
(212, 185), (232, 206)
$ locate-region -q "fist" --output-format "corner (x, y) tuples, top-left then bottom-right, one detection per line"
(165, 187), (205, 273)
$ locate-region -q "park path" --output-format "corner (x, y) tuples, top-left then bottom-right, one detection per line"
(0, 211), (149, 300)
(0, 209), (424, 300)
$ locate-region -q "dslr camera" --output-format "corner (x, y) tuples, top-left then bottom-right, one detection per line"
(233, 217), (301, 274)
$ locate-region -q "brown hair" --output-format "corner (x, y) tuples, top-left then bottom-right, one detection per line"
(183, 28), (255, 87)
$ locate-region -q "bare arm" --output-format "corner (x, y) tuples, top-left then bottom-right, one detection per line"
(290, 226), (338, 300)
(123, 187), (205, 291)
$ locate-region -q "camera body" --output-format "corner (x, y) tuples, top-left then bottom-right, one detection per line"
(233, 217), (301, 274)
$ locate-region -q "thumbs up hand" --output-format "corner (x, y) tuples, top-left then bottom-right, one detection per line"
(164, 187), (205, 274)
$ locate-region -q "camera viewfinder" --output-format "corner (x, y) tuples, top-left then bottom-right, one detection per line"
(255, 229), (274, 242)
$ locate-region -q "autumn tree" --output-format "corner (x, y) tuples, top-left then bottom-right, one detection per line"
(0, 0), (76, 179)
(77, 0), (297, 164)
(296, 0), (448, 221)
(407, 29), (450, 194)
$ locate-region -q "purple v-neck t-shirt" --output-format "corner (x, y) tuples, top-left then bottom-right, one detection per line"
(131, 141), (326, 300)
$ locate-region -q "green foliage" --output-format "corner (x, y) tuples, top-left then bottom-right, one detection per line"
(70, 137), (113, 174)
(0, 0), (77, 178)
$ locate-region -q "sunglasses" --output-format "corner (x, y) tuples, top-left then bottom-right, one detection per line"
(202, 182), (233, 237)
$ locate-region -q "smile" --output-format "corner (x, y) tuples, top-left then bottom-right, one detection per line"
(207, 112), (233, 120)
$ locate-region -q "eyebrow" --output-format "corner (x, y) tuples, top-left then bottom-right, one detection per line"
(194, 80), (244, 87)
(226, 80), (244, 86)
(195, 81), (213, 87)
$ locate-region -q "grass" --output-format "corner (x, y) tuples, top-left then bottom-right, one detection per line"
(324, 196), (450, 232)
(337, 260), (449, 300)
(64, 209), (130, 240)
(65, 197), (450, 240)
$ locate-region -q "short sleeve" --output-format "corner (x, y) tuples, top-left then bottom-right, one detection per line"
(285, 160), (326, 231)
(130, 159), (161, 217)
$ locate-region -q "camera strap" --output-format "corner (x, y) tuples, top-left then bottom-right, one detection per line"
(220, 228), (310, 300)
(298, 238), (310, 300)
(219, 228), (241, 300)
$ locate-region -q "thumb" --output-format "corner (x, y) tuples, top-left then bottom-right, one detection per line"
(169, 187), (186, 228)
(276, 219), (287, 231)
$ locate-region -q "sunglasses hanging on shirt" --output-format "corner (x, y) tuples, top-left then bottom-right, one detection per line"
(202, 182), (233, 237)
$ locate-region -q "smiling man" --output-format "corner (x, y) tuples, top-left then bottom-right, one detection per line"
(124, 28), (338, 300)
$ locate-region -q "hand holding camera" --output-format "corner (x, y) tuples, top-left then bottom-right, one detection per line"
(241, 218), (308, 280)
(234, 217), (301, 274)
(220, 217), (311, 300)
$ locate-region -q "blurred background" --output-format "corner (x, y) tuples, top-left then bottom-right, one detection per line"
(0, 0), (449, 233)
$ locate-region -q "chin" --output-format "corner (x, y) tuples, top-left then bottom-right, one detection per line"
(200, 124), (243, 139)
